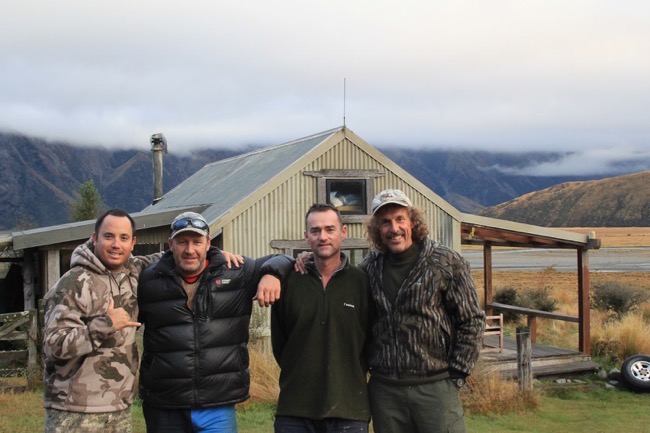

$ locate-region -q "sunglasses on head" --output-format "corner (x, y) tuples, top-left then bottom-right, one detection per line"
(171, 218), (209, 232)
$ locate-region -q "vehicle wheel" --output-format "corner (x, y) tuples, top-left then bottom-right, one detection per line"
(621, 355), (650, 392)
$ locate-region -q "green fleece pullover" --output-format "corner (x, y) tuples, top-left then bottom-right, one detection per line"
(271, 255), (370, 421)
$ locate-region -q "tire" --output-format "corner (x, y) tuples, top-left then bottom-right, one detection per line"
(621, 355), (650, 392)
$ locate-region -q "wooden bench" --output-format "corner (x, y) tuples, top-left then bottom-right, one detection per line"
(482, 313), (504, 352)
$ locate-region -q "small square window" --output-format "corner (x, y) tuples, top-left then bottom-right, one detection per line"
(326, 179), (367, 215)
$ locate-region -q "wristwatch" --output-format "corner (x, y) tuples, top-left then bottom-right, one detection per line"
(451, 377), (466, 388)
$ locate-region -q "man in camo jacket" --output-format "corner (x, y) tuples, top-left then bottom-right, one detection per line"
(42, 209), (160, 433)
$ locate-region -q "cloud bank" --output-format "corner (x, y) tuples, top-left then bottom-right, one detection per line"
(1, 1), (649, 176)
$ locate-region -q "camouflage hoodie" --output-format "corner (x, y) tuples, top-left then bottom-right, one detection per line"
(43, 239), (160, 413)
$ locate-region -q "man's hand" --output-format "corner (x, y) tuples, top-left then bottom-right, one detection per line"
(222, 250), (244, 269)
(106, 297), (141, 330)
(294, 251), (312, 274)
(254, 274), (281, 307)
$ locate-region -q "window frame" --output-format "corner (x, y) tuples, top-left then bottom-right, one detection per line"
(304, 169), (384, 224)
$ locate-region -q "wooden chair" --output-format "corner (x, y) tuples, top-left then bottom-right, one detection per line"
(482, 313), (504, 352)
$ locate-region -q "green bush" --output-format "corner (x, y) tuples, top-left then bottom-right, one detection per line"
(494, 286), (558, 323)
(591, 281), (650, 319)
(494, 287), (519, 322)
(519, 287), (558, 313)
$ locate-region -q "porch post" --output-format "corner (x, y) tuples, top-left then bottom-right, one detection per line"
(577, 248), (591, 354)
(483, 242), (493, 314)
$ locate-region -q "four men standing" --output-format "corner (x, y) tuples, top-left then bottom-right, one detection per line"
(42, 188), (485, 433)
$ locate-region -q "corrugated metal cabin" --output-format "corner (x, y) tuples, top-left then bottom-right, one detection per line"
(136, 126), (462, 258)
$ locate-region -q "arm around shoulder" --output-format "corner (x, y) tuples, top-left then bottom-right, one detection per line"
(258, 254), (295, 281)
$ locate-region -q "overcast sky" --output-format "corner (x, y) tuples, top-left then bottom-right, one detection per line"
(2, 1), (649, 176)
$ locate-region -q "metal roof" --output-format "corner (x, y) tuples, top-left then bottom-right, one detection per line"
(139, 127), (341, 224)
(460, 213), (601, 249)
(11, 206), (206, 250)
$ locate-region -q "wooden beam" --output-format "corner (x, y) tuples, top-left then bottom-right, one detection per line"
(45, 250), (60, 292)
(22, 251), (35, 310)
(487, 302), (579, 323)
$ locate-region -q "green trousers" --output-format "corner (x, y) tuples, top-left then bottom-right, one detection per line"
(368, 377), (466, 433)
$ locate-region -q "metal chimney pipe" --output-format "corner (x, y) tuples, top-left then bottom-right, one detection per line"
(150, 133), (167, 205)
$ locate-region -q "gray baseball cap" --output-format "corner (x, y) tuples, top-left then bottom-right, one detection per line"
(170, 212), (210, 238)
(370, 189), (413, 215)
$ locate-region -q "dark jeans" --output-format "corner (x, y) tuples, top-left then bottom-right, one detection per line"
(369, 377), (466, 433)
(274, 416), (368, 433)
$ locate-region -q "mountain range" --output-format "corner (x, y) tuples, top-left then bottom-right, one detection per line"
(476, 170), (650, 227)
(1, 131), (646, 231)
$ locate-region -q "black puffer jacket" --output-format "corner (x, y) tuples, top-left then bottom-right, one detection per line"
(137, 247), (286, 409)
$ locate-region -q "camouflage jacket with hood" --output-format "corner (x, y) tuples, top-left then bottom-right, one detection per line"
(43, 238), (160, 413)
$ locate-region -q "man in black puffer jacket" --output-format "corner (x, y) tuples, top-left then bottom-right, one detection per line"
(137, 211), (291, 433)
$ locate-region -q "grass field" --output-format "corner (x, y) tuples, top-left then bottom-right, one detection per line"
(3, 384), (650, 433)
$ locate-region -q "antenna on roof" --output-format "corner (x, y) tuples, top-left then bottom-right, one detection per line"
(343, 77), (346, 127)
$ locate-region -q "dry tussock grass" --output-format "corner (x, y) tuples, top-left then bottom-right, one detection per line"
(641, 303), (650, 322)
(0, 388), (43, 418)
(535, 318), (577, 349)
(462, 362), (538, 415)
(247, 342), (280, 403)
(591, 312), (650, 360)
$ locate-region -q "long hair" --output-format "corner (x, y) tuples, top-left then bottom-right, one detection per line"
(365, 204), (429, 253)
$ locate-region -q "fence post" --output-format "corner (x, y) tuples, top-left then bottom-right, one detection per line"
(516, 326), (533, 390)
(27, 309), (42, 389)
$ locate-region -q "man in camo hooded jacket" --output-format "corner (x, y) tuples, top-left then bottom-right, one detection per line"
(42, 209), (160, 433)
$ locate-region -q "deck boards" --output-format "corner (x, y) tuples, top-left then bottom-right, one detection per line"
(480, 335), (601, 378)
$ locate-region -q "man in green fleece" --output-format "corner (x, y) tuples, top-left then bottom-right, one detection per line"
(271, 203), (371, 433)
